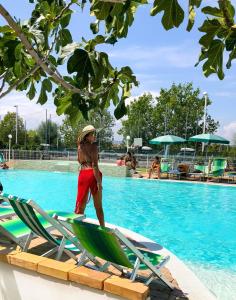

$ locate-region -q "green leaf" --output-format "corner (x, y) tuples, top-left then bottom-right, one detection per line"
(14, 61), (22, 77)
(186, 0), (202, 31)
(122, 83), (131, 99)
(37, 86), (47, 105)
(48, 55), (57, 66)
(118, 66), (138, 86)
(91, 1), (111, 20)
(67, 49), (95, 88)
(27, 82), (36, 100)
(106, 83), (119, 105)
(86, 35), (105, 51)
(24, 54), (35, 67)
(202, 39), (224, 80)
(105, 35), (117, 45)
(199, 19), (221, 48)
(201, 6), (223, 17)
(56, 94), (72, 115)
(90, 21), (99, 34)
(187, 5), (196, 32)
(71, 94), (89, 119)
(150, 0), (184, 30)
(190, 0), (202, 8)
(0, 25), (14, 34)
(114, 99), (127, 119)
(60, 10), (72, 28)
(14, 43), (22, 60)
(68, 106), (84, 124)
(67, 49), (89, 73)
(42, 78), (52, 92)
(225, 34), (236, 51)
(219, 0), (235, 19)
(59, 29), (73, 47)
(226, 47), (236, 69)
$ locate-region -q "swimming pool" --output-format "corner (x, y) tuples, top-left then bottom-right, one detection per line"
(1, 169), (236, 299)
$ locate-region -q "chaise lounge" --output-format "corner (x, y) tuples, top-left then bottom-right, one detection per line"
(0, 192), (87, 262)
(57, 217), (174, 290)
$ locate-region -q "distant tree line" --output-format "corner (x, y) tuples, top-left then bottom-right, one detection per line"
(1, 82), (236, 156)
(119, 83), (220, 145)
(0, 110), (114, 150)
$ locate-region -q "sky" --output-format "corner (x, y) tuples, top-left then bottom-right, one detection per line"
(0, 0), (236, 142)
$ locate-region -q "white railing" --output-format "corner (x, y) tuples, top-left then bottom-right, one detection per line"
(0, 149), (77, 161)
(0, 149), (235, 170)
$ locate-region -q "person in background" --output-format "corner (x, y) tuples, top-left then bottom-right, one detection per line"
(0, 181), (3, 192)
(148, 156), (161, 179)
(0, 163), (9, 169)
(116, 155), (125, 166)
(124, 151), (137, 171)
(75, 125), (104, 226)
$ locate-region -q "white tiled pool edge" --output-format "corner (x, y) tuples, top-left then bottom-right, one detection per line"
(85, 218), (217, 300)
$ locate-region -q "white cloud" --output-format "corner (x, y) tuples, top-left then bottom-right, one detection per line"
(109, 42), (198, 69)
(0, 92), (64, 129)
(125, 90), (160, 106)
(217, 122), (236, 144)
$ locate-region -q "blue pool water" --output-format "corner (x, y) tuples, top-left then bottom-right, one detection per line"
(1, 169), (236, 299)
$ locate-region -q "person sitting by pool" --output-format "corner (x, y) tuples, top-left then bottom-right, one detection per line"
(116, 155), (125, 166)
(0, 162), (9, 169)
(148, 156), (161, 179)
(124, 152), (137, 171)
(0, 181), (3, 192)
(75, 125), (105, 226)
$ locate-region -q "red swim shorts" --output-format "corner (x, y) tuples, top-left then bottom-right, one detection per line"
(74, 169), (102, 214)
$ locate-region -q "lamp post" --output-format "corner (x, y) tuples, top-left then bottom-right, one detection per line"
(126, 135), (130, 152)
(202, 92), (208, 152)
(8, 134), (12, 161)
(14, 105), (18, 145)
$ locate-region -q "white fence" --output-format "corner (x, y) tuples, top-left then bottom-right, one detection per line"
(0, 149), (77, 161)
(1, 149), (235, 170)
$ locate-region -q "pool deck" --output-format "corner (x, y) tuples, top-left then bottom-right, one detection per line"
(138, 174), (236, 187)
(0, 216), (216, 300)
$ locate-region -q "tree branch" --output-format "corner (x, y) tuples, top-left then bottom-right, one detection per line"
(0, 65), (40, 99)
(0, 72), (6, 80)
(0, 76), (7, 94)
(54, 0), (75, 22)
(0, 4), (84, 96)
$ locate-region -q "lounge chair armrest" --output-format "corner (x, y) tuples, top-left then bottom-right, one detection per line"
(156, 255), (170, 269)
(53, 214), (85, 222)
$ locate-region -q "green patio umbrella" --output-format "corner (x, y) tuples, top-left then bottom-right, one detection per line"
(188, 133), (229, 160)
(149, 135), (186, 145)
(188, 133), (229, 144)
(149, 135), (186, 157)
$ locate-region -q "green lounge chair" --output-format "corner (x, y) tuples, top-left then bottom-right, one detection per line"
(212, 158), (227, 169)
(58, 218), (174, 290)
(0, 207), (15, 220)
(0, 211), (45, 247)
(188, 165), (208, 181)
(160, 162), (170, 178)
(207, 158), (227, 182)
(0, 192), (87, 261)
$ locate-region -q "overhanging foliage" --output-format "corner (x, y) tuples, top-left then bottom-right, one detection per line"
(0, 0), (235, 122)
